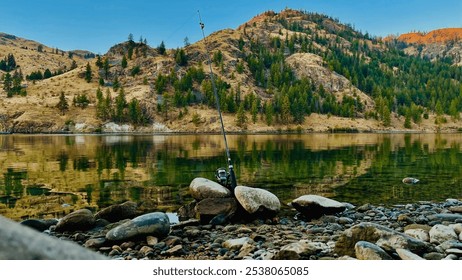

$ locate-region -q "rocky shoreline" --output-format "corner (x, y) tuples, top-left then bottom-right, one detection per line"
(12, 193), (462, 260)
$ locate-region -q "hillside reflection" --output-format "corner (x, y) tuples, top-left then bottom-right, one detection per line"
(1, 134), (462, 220)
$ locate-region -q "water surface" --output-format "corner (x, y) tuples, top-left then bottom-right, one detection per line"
(1, 133), (462, 220)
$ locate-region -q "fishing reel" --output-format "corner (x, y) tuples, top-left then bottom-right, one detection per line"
(215, 165), (237, 192)
(215, 167), (228, 186)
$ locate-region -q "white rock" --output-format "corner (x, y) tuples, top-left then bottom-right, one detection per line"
(277, 240), (322, 260)
(404, 228), (430, 242)
(223, 237), (253, 251)
(429, 224), (458, 244)
(189, 177), (231, 200)
(102, 122), (134, 133)
(291, 195), (346, 219)
(234, 186), (280, 214)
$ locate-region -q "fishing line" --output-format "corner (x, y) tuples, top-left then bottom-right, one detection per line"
(197, 10), (237, 193)
(164, 11), (198, 45)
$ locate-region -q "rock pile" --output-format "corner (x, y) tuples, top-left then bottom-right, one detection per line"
(178, 177), (281, 224)
(2, 177), (462, 260)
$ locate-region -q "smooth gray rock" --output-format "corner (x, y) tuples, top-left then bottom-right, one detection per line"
(0, 215), (107, 260)
(428, 213), (462, 222)
(355, 241), (393, 260)
(189, 177), (231, 200)
(234, 186), (280, 215)
(290, 195), (346, 219)
(106, 212), (170, 241)
(55, 209), (96, 232)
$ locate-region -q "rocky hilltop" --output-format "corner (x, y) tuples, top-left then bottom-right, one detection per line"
(1, 9), (462, 133)
(392, 28), (462, 65)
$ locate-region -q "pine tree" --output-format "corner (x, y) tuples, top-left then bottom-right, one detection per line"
(3, 73), (12, 94)
(161, 92), (172, 120)
(102, 89), (113, 120)
(449, 99), (460, 120)
(280, 93), (291, 124)
(103, 57), (110, 79)
(56, 92), (69, 115)
(44, 69), (52, 79)
(84, 63), (92, 83)
(7, 54), (16, 70)
(236, 103), (247, 128)
(184, 37), (190, 47)
(251, 98), (258, 124)
(121, 55), (128, 68)
(265, 102), (274, 126)
(128, 98), (142, 125)
(382, 106), (391, 126)
(175, 48), (187, 66)
(158, 41), (166, 55)
(95, 55), (103, 69)
(114, 88), (127, 122)
(128, 33), (134, 42)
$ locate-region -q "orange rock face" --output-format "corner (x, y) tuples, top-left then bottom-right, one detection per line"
(397, 28), (462, 44)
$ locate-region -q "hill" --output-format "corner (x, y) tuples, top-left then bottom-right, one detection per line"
(0, 32), (90, 75)
(396, 28), (462, 44)
(1, 9), (462, 133)
(389, 28), (462, 66)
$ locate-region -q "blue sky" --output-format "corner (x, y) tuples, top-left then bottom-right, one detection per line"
(1, 0), (461, 54)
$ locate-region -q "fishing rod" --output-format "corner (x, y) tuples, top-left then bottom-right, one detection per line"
(198, 10), (237, 193)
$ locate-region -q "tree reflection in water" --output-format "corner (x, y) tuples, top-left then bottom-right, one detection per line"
(1, 134), (462, 220)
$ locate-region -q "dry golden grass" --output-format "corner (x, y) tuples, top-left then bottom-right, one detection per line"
(1, 18), (462, 133)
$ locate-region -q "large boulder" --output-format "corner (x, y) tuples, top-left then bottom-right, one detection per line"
(0, 215), (107, 259)
(234, 186), (280, 216)
(55, 209), (96, 232)
(429, 224), (458, 244)
(195, 197), (237, 223)
(95, 201), (139, 222)
(335, 222), (430, 257)
(106, 212), (170, 241)
(290, 195), (346, 219)
(189, 177), (231, 200)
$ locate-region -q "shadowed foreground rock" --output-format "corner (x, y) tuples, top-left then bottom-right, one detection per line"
(105, 212), (171, 241)
(0, 215), (107, 260)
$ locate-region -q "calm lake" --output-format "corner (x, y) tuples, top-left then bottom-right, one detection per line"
(1, 133), (462, 220)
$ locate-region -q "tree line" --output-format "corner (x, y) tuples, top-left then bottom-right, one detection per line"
(275, 10), (462, 127)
